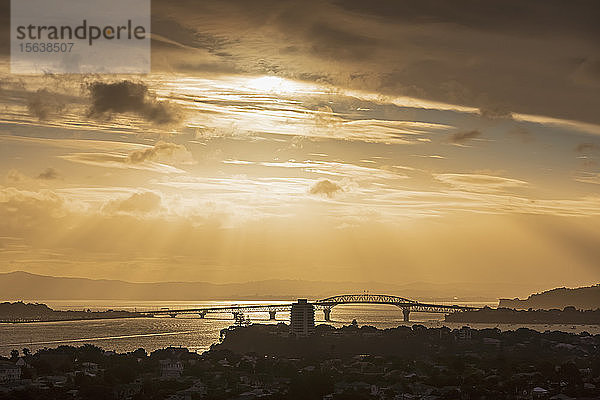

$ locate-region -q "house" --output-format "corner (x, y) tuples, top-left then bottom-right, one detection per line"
(82, 362), (99, 375)
(549, 394), (574, 400)
(483, 338), (501, 348)
(0, 361), (21, 384)
(15, 358), (28, 368)
(160, 360), (184, 379)
(180, 380), (207, 399)
(113, 382), (142, 400)
(532, 386), (549, 399)
(456, 326), (472, 341)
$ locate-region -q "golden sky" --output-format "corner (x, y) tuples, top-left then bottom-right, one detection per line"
(0, 0), (599, 292)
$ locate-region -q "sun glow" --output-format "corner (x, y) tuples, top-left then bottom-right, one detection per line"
(245, 75), (319, 94)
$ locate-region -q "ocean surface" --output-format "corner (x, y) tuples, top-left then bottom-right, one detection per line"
(1, 300), (598, 357)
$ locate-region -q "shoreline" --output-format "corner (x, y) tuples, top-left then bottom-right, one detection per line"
(0, 315), (146, 324)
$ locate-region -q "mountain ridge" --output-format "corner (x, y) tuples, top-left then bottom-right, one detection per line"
(499, 284), (600, 310)
(0, 270), (580, 302)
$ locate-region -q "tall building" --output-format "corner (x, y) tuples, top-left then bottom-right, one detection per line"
(290, 299), (315, 336)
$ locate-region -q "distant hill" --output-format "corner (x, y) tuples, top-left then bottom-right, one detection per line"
(0, 301), (139, 321)
(0, 270), (549, 302)
(499, 284), (600, 310)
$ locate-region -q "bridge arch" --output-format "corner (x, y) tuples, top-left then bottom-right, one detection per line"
(315, 294), (418, 322)
(316, 294), (417, 306)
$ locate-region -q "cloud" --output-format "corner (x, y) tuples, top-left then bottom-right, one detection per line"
(4, 168), (59, 184)
(59, 153), (185, 173)
(87, 80), (182, 125)
(103, 192), (163, 215)
(435, 173), (527, 193)
(571, 57), (600, 88)
(308, 22), (376, 60)
(478, 106), (513, 120)
(450, 130), (482, 144)
(27, 89), (66, 120)
(259, 160), (403, 181)
(5, 169), (28, 183)
(146, 0), (600, 125)
(127, 141), (194, 165)
(575, 143), (600, 153)
(55, 138), (193, 174)
(575, 173), (600, 185)
(0, 187), (73, 228)
(37, 168), (60, 180)
(309, 179), (343, 197)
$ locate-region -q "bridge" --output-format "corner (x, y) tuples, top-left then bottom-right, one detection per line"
(315, 294), (481, 322)
(140, 293), (481, 322)
(141, 304), (292, 320)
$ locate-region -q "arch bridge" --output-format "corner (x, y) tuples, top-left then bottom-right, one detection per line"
(314, 294), (481, 322)
(141, 293), (480, 322)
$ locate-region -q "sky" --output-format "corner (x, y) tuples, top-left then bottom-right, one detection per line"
(0, 0), (599, 293)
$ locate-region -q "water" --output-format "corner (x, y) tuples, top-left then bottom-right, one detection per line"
(1, 300), (598, 357)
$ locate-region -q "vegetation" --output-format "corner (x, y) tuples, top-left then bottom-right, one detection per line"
(0, 301), (140, 322)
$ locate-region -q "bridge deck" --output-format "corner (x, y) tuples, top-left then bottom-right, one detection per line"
(142, 294), (482, 316)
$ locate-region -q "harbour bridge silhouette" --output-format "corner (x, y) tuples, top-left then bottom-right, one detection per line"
(141, 293), (482, 322)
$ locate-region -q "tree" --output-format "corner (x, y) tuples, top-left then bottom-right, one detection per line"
(22, 347), (31, 357)
(10, 349), (19, 360)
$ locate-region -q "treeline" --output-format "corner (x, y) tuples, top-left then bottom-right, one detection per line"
(0, 302), (53, 319)
(445, 306), (600, 324)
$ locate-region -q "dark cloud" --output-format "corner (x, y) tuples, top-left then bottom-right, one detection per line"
(478, 106), (513, 120)
(27, 89), (66, 120)
(37, 168), (60, 180)
(334, 0), (600, 39)
(309, 179), (343, 197)
(450, 130), (482, 144)
(3, 0), (599, 125)
(575, 143), (600, 153)
(143, 0), (600, 125)
(151, 17), (223, 51)
(571, 57), (600, 88)
(127, 141), (194, 164)
(4, 168), (60, 183)
(308, 23), (377, 60)
(87, 81), (182, 125)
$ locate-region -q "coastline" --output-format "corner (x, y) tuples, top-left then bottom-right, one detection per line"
(0, 315), (145, 324)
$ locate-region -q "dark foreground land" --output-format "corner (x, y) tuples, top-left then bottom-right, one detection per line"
(2, 323), (600, 400)
(445, 306), (600, 325)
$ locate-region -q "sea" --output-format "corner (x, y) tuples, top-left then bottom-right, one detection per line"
(1, 300), (598, 357)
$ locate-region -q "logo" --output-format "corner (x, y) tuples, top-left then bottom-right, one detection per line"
(11, 0), (150, 74)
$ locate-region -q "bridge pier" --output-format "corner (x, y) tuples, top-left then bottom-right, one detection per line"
(323, 307), (332, 321)
(402, 308), (410, 322)
(268, 310), (277, 320)
(199, 311), (207, 319)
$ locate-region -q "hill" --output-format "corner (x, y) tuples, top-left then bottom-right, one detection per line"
(499, 284), (600, 310)
(0, 271), (540, 302)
